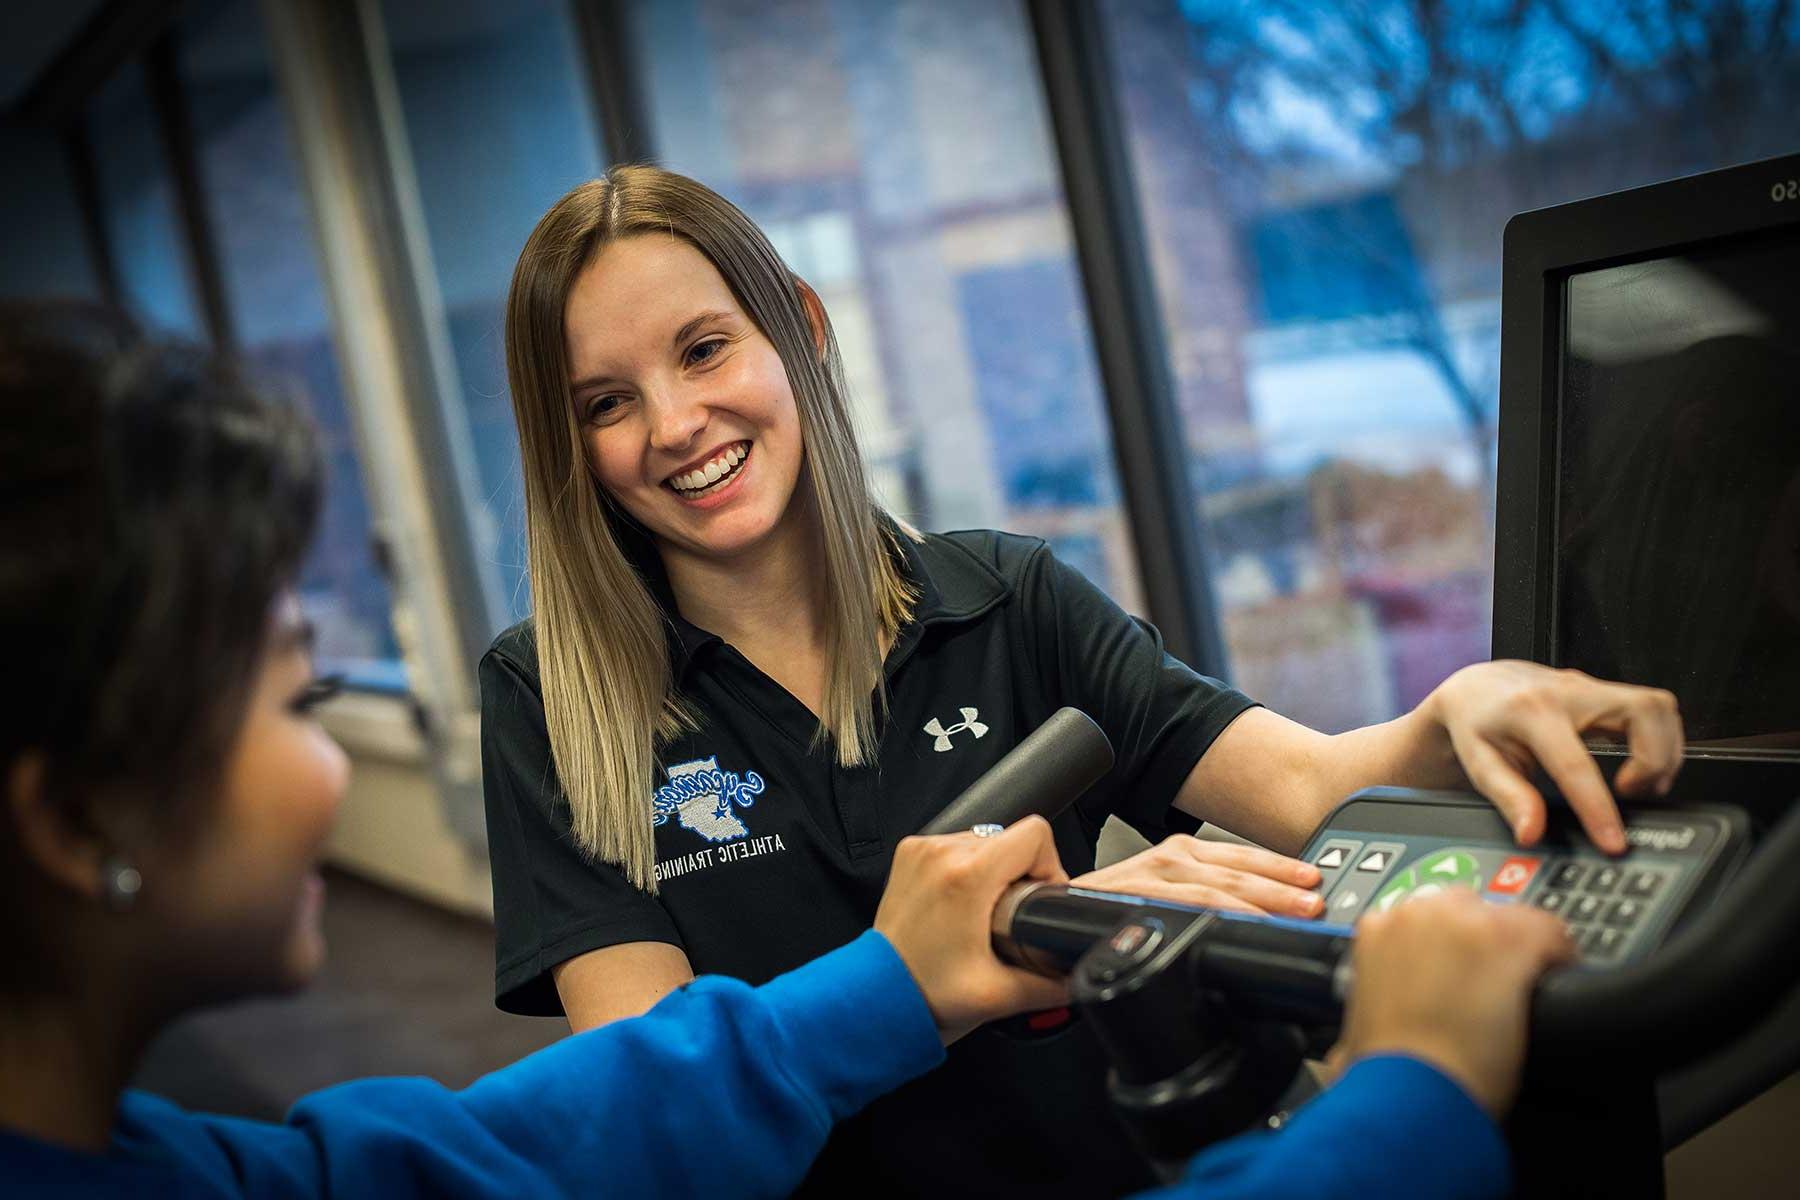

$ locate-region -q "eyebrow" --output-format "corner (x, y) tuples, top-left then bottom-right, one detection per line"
(568, 309), (738, 394)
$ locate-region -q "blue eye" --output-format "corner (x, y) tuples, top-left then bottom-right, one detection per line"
(585, 394), (626, 422)
(686, 338), (727, 366)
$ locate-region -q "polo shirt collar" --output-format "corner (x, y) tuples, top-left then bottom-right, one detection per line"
(890, 522), (1012, 627)
(653, 518), (1013, 681)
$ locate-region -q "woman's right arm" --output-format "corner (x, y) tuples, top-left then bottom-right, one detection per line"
(552, 941), (697, 1032)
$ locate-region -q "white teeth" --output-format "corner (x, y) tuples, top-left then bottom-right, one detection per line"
(670, 442), (749, 495)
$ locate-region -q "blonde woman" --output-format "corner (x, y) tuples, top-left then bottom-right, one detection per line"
(481, 165), (1681, 1196)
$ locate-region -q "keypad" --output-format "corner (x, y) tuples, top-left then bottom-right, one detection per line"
(1302, 802), (1731, 975)
(1534, 857), (1671, 964)
(1316, 839), (1686, 967)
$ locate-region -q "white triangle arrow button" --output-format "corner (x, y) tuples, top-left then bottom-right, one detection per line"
(1317, 848), (1346, 870)
(1357, 851), (1388, 872)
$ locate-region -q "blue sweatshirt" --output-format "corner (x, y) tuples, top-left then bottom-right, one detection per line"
(0, 930), (1509, 1199)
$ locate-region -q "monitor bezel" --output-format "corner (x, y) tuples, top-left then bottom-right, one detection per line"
(1494, 150), (1800, 764)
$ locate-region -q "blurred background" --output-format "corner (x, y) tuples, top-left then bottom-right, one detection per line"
(2, 0), (1797, 1189)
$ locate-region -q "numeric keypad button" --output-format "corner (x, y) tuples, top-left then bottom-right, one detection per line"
(1603, 899), (1646, 929)
(1547, 861), (1587, 889)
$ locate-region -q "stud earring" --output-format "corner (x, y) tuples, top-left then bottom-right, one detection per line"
(100, 856), (142, 912)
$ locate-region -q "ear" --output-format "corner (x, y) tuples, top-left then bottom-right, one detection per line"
(5, 755), (107, 902)
(794, 278), (829, 362)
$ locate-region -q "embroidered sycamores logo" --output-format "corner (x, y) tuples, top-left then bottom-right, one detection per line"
(652, 756), (766, 843)
(923, 707), (989, 752)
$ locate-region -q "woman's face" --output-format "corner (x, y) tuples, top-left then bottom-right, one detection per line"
(564, 234), (808, 565)
(141, 595), (348, 999)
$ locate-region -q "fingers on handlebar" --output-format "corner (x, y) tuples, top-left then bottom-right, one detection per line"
(893, 814), (1070, 888)
(979, 814), (1070, 886)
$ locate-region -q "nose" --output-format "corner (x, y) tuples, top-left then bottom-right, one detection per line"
(644, 386), (707, 455)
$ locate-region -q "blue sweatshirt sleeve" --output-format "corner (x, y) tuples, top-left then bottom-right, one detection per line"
(1132, 1056), (1511, 1200)
(142, 930), (943, 1200)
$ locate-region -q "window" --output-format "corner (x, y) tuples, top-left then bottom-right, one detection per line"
(1104, 0), (1800, 729)
(379, 0), (607, 628)
(86, 60), (204, 337)
(628, 0), (1147, 609)
(178, 0), (406, 690)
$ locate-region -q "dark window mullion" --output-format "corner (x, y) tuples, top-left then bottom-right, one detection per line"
(571, 0), (657, 165)
(145, 31), (237, 349)
(1023, 0), (1228, 677)
(65, 120), (123, 305)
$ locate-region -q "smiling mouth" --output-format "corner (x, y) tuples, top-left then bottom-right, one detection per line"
(666, 441), (751, 499)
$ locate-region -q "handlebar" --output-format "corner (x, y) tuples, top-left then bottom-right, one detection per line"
(993, 797), (1800, 1071)
(925, 705), (1800, 1074)
(918, 707), (1112, 836)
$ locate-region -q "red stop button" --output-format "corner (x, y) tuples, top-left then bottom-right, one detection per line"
(1488, 856), (1540, 895)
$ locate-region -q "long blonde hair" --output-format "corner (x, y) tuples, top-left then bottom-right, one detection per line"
(504, 165), (917, 891)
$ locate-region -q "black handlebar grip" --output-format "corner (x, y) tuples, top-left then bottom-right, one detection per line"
(918, 707), (1114, 836)
(991, 882), (1153, 976)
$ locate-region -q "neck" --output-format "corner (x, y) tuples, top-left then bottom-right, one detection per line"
(661, 497), (833, 653)
(0, 978), (162, 1154)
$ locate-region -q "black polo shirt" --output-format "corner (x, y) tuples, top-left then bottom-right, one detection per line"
(480, 529), (1257, 1198)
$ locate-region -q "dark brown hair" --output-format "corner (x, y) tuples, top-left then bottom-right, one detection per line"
(0, 302), (322, 957)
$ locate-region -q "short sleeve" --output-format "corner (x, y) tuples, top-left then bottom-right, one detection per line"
(479, 644), (683, 1016)
(1019, 542), (1259, 843)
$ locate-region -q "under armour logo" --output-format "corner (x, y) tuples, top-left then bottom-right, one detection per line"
(924, 707), (989, 752)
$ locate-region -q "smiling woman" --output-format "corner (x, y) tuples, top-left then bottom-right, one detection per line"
(564, 237), (808, 561)
(483, 164), (1685, 1199)
(501, 168), (920, 894)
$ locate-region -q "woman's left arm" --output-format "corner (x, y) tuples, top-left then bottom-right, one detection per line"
(1173, 661), (1685, 858)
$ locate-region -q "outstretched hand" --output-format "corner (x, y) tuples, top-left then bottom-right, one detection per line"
(875, 816), (1071, 1042)
(1424, 661), (1684, 854)
(1329, 889), (1576, 1117)
(1073, 834), (1323, 919)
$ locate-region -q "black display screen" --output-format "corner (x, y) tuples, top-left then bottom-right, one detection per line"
(1557, 232), (1800, 750)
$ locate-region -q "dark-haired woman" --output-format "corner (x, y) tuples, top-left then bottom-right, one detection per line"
(0, 304), (1074, 1196)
